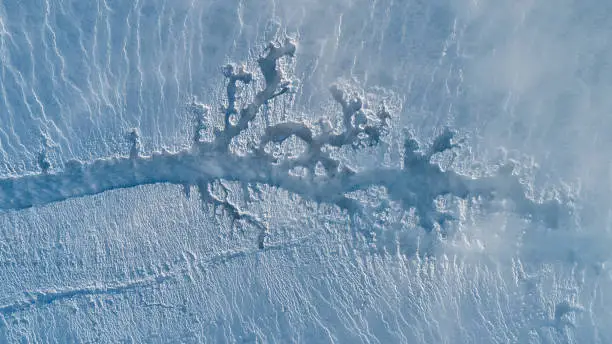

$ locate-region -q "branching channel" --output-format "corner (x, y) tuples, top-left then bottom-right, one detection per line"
(0, 38), (573, 247)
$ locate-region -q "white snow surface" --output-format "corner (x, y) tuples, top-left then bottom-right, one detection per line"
(0, 0), (611, 343)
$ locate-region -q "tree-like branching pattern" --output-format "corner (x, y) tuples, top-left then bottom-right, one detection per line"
(0, 38), (573, 250)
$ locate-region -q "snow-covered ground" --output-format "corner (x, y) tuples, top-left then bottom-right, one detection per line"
(0, 0), (611, 343)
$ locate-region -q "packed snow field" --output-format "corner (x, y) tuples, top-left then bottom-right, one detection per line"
(0, 0), (611, 343)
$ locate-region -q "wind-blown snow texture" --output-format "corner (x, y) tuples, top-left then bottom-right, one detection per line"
(0, 0), (611, 343)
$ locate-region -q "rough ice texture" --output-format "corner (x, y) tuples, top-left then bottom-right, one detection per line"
(0, 0), (608, 343)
